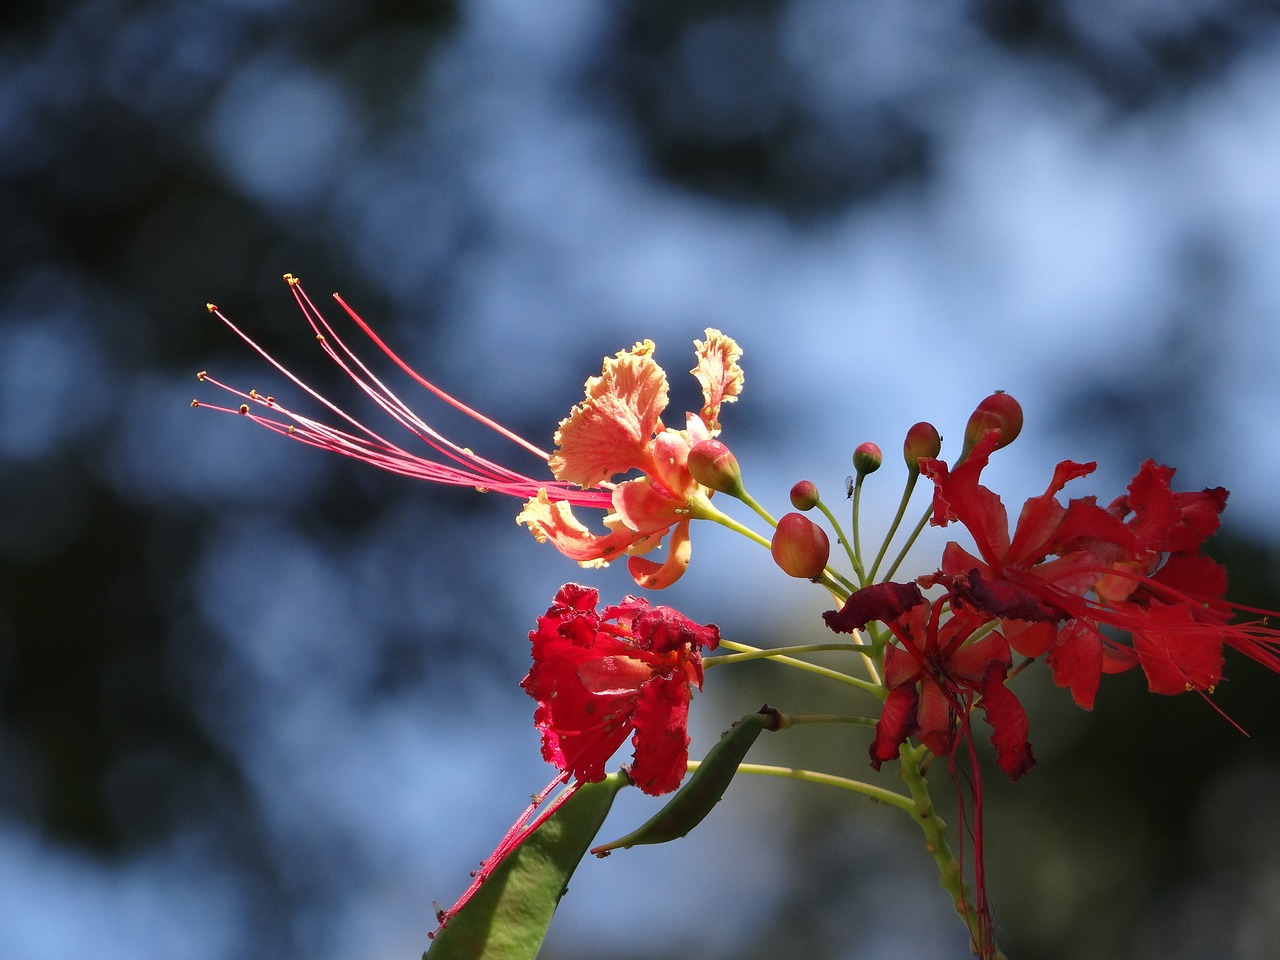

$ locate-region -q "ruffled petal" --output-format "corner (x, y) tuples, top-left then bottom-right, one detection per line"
(978, 662), (1036, 780)
(1045, 619), (1104, 709)
(870, 684), (919, 770)
(627, 673), (693, 795)
(824, 581), (926, 634)
(549, 340), (669, 487)
(691, 328), (744, 434)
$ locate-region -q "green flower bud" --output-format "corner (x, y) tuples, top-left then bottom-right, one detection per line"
(789, 480), (820, 511)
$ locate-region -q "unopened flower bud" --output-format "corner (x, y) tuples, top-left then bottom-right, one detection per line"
(853, 442), (882, 476)
(687, 439), (744, 496)
(789, 480), (819, 511)
(903, 422), (942, 471)
(771, 513), (831, 580)
(964, 392), (1023, 452)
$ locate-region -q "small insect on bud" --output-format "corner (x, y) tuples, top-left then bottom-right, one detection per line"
(853, 442), (883, 477)
(771, 512), (831, 580)
(903, 421), (942, 471)
(687, 439), (744, 497)
(964, 391), (1023, 452)
(789, 480), (820, 511)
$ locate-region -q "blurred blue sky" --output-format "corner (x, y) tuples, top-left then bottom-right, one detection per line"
(4, 1), (1280, 959)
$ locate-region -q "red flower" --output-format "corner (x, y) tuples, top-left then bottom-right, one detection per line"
(920, 429), (1280, 709)
(826, 580), (1033, 959)
(521, 583), (720, 796)
(825, 582), (1034, 779)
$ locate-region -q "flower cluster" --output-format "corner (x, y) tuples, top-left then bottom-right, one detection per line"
(197, 279), (1280, 960)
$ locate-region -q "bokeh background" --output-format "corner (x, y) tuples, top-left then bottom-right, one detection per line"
(5, 1), (1280, 958)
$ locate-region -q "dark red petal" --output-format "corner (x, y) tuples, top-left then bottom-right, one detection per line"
(626, 673), (693, 795)
(978, 663), (1036, 780)
(631, 604), (721, 654)
(1150, 553), (1228, 606)
(870, 684), (920, 770)
(1131, 605), (1225, 696)
(824, 581), (926, 634)
(915, 678), (957, 758)
(950, 568), (1065, 622)
(551, 582), (602, 613)
(945, 631), (1012, 685)
(920, 431), (1011, 563)
(1118, 460), (1179, 552)
(1002, 619), (1057, 658)
(1045, 620), (1104, 709)
(1168, 486), (1228, 552)
(883, 642), (925, 688)
(1004, 457), (1096, 564)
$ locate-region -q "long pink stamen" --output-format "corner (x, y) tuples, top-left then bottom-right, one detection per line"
(196, 277), (612, 509)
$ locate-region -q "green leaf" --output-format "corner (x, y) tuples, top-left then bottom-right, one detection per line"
(425, 772), (628, 960)
(591, 706), (776, 854)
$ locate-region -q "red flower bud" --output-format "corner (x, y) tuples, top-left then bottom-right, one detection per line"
(964, 392), (1023, 452)
(771, 512), (831, 580)
(903, 422), (942, 471)
(853, 442), (883, 476)
(687, 439), (744, 496)
(789, 480), (820, 511)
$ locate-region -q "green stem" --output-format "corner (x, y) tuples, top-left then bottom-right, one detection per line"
(851, 473), (868, 580)
(867, 472), (920, 583)
(719, 762), (915, 811)
(735, 488), (779, 530)
(896, 744), (1006, 960)
(880, 503), (934, 584)
(691, 499), (773, 550)
(815, 495), (862, 584)
(704, 641), (871, 665)
(710, 639), (884, 697)
(771, 713), (879, 729)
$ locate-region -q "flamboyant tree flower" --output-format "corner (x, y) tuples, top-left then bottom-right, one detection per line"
(516, 329), (745, 589)
(195, 276), (745, 587)
(920, 422), (1280, 710)
(824, 581), (1035, 779)
(825, 579), (1033, 960)
(521, 583), (720, 796)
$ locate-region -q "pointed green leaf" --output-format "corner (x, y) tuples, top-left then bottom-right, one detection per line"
(425, 772), (628, 960)
(591, 707), (776, 854)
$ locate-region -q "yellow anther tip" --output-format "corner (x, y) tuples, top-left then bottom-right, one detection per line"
(206, 303), (217, 312)
(283, 273), (299, 285)
(238, 404), (250, 415)
(196, 370), (207, 381)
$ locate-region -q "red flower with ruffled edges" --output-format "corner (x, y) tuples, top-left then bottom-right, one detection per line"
(521, 583), (720, 796)
(920, 429), (1280, 709)
(825, 581), (1034, 779)
(825, 579), (1033, 960)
